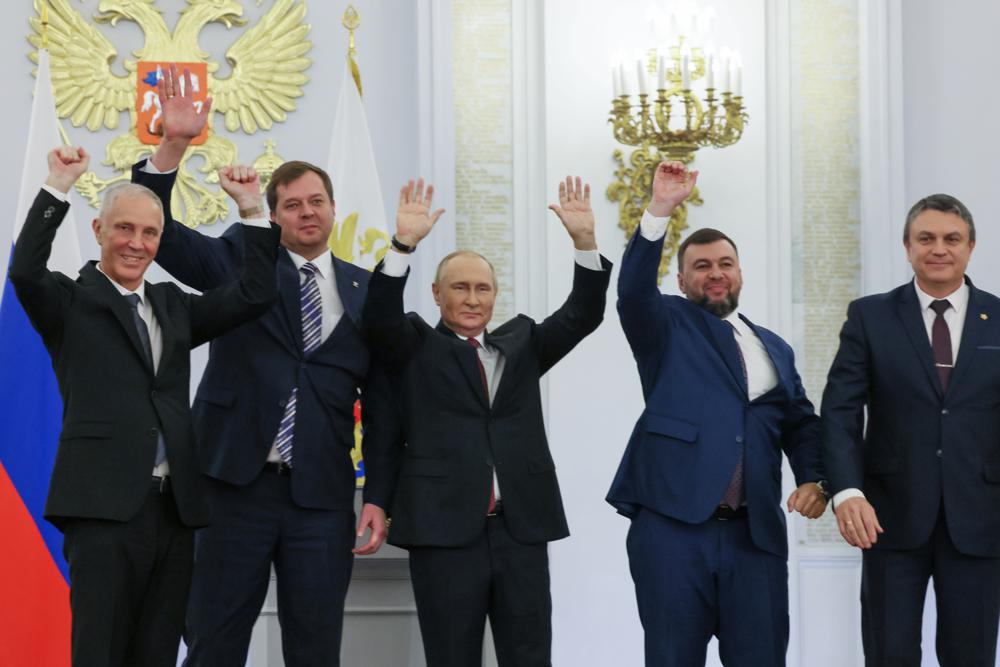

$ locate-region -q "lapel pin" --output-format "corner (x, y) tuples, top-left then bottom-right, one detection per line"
(352, 281), (359, 288)
(981, 313), (989, 320)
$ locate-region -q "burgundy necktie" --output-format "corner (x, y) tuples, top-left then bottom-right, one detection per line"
(721, 321), (747, 510)
(930, 299), (953, 392)
(466, 337), (497, 514)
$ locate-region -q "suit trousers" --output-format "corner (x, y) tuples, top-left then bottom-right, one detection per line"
(861, 510), (1000, 667)
(62, 478), (194, 667)
(407, 514), (552, 667)
(627, 507), (789, 667)
(182, 471), (355, 667)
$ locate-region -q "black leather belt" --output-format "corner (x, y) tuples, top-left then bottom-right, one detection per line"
(713, 505), (747, 520)
(151, 475), (170, 493)
(263, 461), (292, 475)
(487, 501), (503, 517)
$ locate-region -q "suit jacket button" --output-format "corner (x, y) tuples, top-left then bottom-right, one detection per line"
(941, 408), (949, 415)
(735, 435), (744, 443)
(150, 428), (158, 437)
(278, 399), (287, 408)
(936, 449), (943, 458)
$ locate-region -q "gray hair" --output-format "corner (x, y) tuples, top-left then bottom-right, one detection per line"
(434, 250), (498, 291)
(903, 194), (975, 243)
(98, 182), (164, 227)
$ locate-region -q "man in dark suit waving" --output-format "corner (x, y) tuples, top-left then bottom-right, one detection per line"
(607, 161), (828, 666)
(130, 65), (396, 666)
(8, 145), (278, 667)
(822, 194), (1000, 666)
(362, 175), (611, 666)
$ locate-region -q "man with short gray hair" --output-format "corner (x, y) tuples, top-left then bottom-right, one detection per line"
(8, 145), (279, 667)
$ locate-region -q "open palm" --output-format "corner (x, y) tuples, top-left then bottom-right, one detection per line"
(549, 176), (596, 247)
(395, 178), (445, 246)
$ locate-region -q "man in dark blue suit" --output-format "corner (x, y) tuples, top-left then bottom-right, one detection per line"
(822, 194), (1000, 666)
(129, 65), (396, 666)
(607, 161), (828, 666)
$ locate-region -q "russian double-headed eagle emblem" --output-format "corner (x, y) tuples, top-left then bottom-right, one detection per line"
(28, 0), (312, 228)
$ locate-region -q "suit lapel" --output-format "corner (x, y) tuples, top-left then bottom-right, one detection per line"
(437, 321), (490, 409)
(895, 283), (943, 397)
(948, 282), (989, 393)
(80, 263), (153, 373)
(146, 284), (174, 377)
(331, 254), (364, 327)
(485, 330), (515, 405)
(277, 250), (303, 351)
(741, 314), (789, 393)
(690, 304), (746, 395)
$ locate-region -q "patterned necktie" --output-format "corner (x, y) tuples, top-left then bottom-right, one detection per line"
(274, 262), (323, 466)
(125, 293), (166, 467)
(721, 321), (747, 509)
(466, 337), (497, 514)
(930, 299), (953, 392)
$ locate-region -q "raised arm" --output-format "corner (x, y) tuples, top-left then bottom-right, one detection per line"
(617, 161), (698, 358)
(188, 164), (279, 346)
(361, 179), (445, 365)
(131, 63), (237, 291)
(8, 146), (90, 334)
(532, 176), (612, 371)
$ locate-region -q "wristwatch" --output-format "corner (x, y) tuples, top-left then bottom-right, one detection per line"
(391, 235), (415, 254)
(815, 480), (832, 501)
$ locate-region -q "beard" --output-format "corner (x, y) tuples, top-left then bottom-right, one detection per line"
(695, 292), (739, 318)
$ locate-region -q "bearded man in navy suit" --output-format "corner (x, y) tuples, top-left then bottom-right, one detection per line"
(608, 161), (829, 667)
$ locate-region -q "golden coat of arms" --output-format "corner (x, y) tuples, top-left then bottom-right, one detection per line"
(28, 0), (313, 228)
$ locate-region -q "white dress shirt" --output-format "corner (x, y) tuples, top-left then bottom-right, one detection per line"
(723, 310), (779, 400)
(832, 279), (969, 508)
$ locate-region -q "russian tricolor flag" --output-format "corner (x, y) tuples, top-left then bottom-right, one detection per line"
(0, 49), (79, 665)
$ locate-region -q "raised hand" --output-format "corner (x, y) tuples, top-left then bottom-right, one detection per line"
(394, 178), (445, 249)
(157, 63), (212, 142)
(45, 146), (90, 194)
(218, 165), (264, 212)
(548, 175), (597, 251)
(649, 161), (698, 217)
(150, 63), (213, 172)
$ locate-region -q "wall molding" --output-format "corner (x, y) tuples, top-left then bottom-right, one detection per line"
(411, 0), (458, 318)
(858, 0), (908, 295)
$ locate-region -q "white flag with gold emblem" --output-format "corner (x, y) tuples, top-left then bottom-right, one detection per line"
(326, 59), (390, 271)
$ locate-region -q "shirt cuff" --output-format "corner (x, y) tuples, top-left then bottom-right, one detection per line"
(381, 250), (411, 277)
(639, 209), (669, 242)
(832, 488), (865, 509)
(241, 217), (271, 229)
(142, 160), (177, 175)
(574, 248), (603, 271)
(41, 185), (68, 202)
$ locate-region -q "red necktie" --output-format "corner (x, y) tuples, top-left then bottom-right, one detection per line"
(466, 337), (497, 514)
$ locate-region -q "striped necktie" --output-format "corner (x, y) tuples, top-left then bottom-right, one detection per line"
(274, 262), (323, 466)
